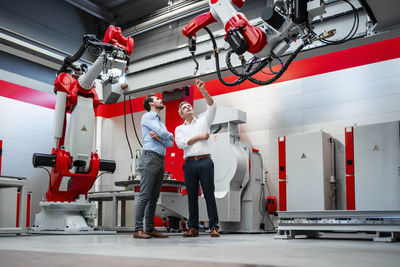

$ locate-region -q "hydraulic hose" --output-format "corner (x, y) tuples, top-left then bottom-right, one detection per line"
(203, 27), (248, 86)
(203, 27), (304, 87)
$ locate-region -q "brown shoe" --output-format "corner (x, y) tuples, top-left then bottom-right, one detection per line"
(133, 230), (151, 239)
(210, 227), (220, 237)
(146, 230), (169, 238)
(183, 227), (199, 237)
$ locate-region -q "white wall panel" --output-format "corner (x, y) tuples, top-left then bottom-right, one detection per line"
(0, 96), (54, 224)
(100, 110), (152, 192)
(207, 58), (400, 209)
(0, 70), (54, 95)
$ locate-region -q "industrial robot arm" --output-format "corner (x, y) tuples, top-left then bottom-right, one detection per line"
(183, 0), (266, 55)
(182, 0), (356, 86)
(33, 25), (134, 202)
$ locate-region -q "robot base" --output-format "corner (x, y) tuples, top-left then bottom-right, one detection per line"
(31, 195), (100, 234)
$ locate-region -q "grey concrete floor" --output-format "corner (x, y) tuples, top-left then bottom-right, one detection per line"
(0, 233), (399, 267)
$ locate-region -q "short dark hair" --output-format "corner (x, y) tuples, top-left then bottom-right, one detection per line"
(143, 94), (156, 112)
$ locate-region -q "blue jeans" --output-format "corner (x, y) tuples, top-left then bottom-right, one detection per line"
(183, 157), (219, 229)
(134, 150), (164, 232)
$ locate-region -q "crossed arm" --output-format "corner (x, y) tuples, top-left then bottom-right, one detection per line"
(143, 116), (173, 147)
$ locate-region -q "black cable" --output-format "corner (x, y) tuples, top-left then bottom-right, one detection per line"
(191, 52), (199, 75)
(203, 27), (248, 86)
(129, 96), (143, 148)
(203, 26), (303, 87)
(189, 0), (358, 87)
(39, 166), (52, 191)
(314, 0), (359, 45)
(88, 171), (112, 191)
(226, 50), (270, 78)
(97, 171), (111, 179)
(247, 43), (305, 85)
(123, 94), (134, 159)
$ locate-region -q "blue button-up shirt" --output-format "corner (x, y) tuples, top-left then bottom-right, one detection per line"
(141, 111), (174, 156)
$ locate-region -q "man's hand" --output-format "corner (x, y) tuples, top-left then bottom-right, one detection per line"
(195, 79), (206, 92)
(195, 79), (213, 106)
(149, 131), (161, 141)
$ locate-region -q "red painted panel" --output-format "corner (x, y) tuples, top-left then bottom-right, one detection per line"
(16, 192), (31, 227)
(266, 195), (277, 214)
(278, 137), (286, 180)
(345, 127), (354, 175)
(160, 186), (181, 193)
(346, 175), (355, 210)
(278, 180), (287, 212)
(0, 140), (2, 176)
(278, 136), (286, 211)
(345, 126), (355, 210)
(164, 95), (188, 182)
(26, 193), (31, 227)
(16, 193), (20, 227)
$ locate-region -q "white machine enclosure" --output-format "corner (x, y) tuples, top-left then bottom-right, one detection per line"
(157, 107), (269, 232)
(286, 131), (335, 211)
(354, 121), (400, 210)
(64, 96), (95, 173)
(32, 195), (97, 232)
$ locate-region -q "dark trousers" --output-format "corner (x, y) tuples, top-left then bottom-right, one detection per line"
(183, 157), (219, 229)
(135, 150), (164, 232)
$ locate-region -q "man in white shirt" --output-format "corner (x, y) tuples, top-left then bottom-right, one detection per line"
(175, 79), (219, 238)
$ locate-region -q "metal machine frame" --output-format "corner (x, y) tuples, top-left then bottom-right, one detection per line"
(275, 210), (400, 242)
(0, 176), (28, 235)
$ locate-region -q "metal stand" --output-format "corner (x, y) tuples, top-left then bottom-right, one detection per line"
(88, 190), (136, 232)
(115, 179), (188, 232)
(0, 176), (28, 235)
(275, 210), (400, 242)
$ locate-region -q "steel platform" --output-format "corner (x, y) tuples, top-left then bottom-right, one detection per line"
(275, 210), (400, 242)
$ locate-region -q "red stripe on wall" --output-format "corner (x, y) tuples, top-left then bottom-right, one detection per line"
(193, 37), (400, 100)
(2, 37), (400, 116)
(0, 80), (56, 109)
(95, 93), (163, 118)
(95, 96), (146, 118)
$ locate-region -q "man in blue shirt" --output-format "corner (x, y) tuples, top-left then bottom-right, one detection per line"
(134, 94), (174, 239)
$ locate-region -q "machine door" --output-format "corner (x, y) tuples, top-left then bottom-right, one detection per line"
(354, 121), (400, 210)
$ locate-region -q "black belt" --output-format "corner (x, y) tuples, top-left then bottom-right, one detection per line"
(143, 150), (164, 159)
(185, 154), (211, 161)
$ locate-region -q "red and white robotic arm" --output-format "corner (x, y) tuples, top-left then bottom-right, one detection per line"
(183, 0), (267, 55)
(182, 1), (332, 86)
(33, 26), (134, 202)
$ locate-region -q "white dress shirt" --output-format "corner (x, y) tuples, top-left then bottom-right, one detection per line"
(175, 103), (217, 158)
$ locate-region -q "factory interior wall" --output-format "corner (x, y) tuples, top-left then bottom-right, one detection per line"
(0, 81), (56, 227)
(1, 37), (400, 226)
(100, 37), (400, 217)
(0, 52), (55, 95)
